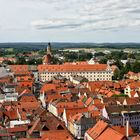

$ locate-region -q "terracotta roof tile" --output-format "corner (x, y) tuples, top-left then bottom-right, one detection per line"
(38, 64), (108, 72)
(86, 120), (126, 140)
(41, 130), (74, 140)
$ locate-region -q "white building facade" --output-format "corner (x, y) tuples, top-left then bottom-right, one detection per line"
(38, 64), (113, 82)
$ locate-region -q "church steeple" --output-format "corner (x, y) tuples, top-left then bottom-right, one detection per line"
(43, 43), (52, 65)
(47, 42), (52, 56)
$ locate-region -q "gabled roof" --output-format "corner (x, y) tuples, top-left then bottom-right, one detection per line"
(86, 120), (108, 139)
(28, 111), (67, 136)
(65, 107), (88, 121)
(86, 120), (126, 140)
(97, 127), (126, 140)
(41, 130), (74, 140)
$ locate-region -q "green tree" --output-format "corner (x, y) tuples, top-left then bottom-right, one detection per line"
(38, 50), (46, 55)
(114, 59), (123, 70)
(128, 53), (136, 59)
(123, 62), (132, 73)
(99, 58), (107, 64)
(16, 57), (26, 64)
(2, 60), (14, 65)
(113, 69), (120, 80)
(132, 61), (140, 73)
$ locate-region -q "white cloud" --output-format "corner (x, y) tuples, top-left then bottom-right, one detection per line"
(31, 18), (83, 30)
(0, 0), (140, 42)
(31, 0), (140, 31)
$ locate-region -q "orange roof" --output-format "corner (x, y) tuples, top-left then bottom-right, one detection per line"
(18, 81), (33, 88)
(130, 91), (137, 98)
(94, 99), (102, 105)
(112, 126), (134, 136)
(97, 127), (126, 140)
(15, 86), (31, 94)
(69, 113), (83, 123)
(16, 75), (34, 82)
(124, 97), (140, 105)
(20, 89), (32, 95)
(19, 94), (37, 102)
(65, 107), (88, 121)
(87, 81), (111, 92)
(19, 138), (40, 140)
(19, 102), (40, 109)
(56, 101), (84, 108)
(87, 120), (108, 139)
(4, 110), (19, 120)
(46, 94), (62, 103)
(38, 64), (108, 72)
(96, 88), (120, 97)
(86, 120), (126, 140)
(41, 130), (74, 140)
(14, 71), (32, 75)
(128, 82), (140, 89)
(40, 83), (58, 93)
(90, 110), (100, 117)
(10, 65), (29, 72)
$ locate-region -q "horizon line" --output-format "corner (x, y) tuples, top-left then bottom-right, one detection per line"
(1, 41), (140, 44)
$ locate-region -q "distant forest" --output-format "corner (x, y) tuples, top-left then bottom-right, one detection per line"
(0, 42), (140, 50)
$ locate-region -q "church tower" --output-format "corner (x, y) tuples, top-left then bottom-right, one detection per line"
(47, 42), (52, 56)
(43, 43), (52, 65)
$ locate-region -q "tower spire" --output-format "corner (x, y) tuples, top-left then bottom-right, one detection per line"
(42, 42), (52, 65)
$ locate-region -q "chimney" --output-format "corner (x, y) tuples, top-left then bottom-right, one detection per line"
(126, 120), (129, 137)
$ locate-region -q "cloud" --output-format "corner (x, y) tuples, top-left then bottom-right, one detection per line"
(29, 0), (140, 31)
(1, 0), (140, 31)
(31, 18), (83, 30)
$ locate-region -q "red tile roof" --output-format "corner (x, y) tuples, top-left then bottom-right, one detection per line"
(86, 120), (108, 139)
(4, 110), (19, 120)
(112, 126), (134, 136)
(38, 64), (109, 72)
(40, 83), (58, 93)
(97, 127), (126, 140)
(18, 81), (33, 88)
(65, 107), (88, 121)
(69, 113), (84, 123)
(41, 130), (74, 140)
(10, 65), (29, 72)
(86, 120), (127, 140)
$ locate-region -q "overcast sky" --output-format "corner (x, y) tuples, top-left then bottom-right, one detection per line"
(0, 0), (140, 43)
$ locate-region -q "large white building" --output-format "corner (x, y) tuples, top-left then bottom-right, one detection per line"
(38, 64), (113, 82)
